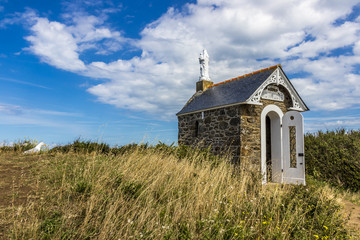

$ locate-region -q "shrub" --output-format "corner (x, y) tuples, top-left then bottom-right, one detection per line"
(305, 129), (360, 191)
(0, 139), (37, 153)
(50, 138), (110, 154)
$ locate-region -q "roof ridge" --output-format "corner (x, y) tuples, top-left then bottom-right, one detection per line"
(208, 64), (281, 89)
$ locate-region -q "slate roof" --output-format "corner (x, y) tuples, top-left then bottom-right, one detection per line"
(177, 65), (279, 115)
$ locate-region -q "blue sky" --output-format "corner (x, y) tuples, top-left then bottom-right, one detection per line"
(0, 0), (360, 146)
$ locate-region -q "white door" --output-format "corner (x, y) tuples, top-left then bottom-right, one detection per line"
(282, 111), (305, 185)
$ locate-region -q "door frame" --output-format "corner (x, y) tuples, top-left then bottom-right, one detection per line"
(260, 105), (283, 184)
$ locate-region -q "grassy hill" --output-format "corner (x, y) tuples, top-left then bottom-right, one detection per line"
(0, 140), (357, 239)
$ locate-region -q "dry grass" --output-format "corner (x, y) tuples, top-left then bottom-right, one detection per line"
(1, 147), (355, 239)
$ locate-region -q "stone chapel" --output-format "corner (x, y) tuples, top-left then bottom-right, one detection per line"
(177, 50), (309, 184)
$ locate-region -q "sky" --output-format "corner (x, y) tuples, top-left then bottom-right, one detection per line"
(0, 0), (360, 146)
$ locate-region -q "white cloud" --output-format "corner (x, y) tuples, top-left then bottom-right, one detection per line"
(66, 13), (125, 54)
(0, 103), (83, 129)
(23, 10), (126, 72)
(0, 103), (22, 115)
(287, 21), (360, 58)
(0, 76), (50, 89)
(305, 115), (360, 132)
(19, 0), (360, 119)
(25, 17), (86, 71)
(353, 40), (360, 55)
(289, 52), (360, 111)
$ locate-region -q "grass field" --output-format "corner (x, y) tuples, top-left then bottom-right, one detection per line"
(0, 142), (359, 239)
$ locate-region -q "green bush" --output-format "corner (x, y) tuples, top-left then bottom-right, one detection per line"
(109, 143), (149, 155)
(305, 129), (360, 191)
(0, 139), (37, 153)
(50, 138), (110, 154)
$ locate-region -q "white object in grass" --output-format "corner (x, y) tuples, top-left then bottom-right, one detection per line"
(24, 142), (46, 154)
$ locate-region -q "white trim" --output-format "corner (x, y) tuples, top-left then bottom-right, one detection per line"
(261, 105), (284, 184)
(246, 67), (309, 112)
(288, 107), (305, 112)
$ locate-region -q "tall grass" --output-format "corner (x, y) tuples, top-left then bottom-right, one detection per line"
(8, 146), (351, 239)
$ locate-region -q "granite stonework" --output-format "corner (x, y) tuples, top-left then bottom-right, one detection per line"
(178, 105), (241, 163)
(178, 85), (293, 165)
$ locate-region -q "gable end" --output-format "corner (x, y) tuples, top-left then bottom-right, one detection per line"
(246, 67), (309, 112)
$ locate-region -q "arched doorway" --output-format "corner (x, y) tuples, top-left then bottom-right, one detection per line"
(261, 105), (283, 184)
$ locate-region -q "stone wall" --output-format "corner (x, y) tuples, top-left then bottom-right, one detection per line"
(178, 105), (241, 163)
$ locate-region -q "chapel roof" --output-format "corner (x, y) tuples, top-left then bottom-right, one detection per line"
(177, 64), (280, 116)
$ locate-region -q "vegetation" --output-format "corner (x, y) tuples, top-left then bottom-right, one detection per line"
(1, 140), (355, 239)
(0, 139), (37, 153)
(305, 129), (360, 192)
